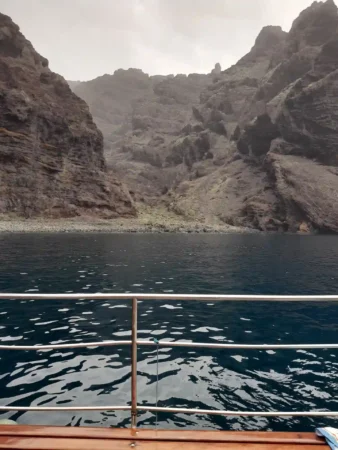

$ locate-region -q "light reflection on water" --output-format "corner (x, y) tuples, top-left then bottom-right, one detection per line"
(0, 233), (337, 430)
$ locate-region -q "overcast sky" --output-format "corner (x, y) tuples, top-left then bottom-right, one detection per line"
(0, 0), (328, 81)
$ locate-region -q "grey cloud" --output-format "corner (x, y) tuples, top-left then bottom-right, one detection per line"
(0, 0), (325, 80)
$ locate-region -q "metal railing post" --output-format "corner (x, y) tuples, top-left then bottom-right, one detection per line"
(131, 297), (138, 428)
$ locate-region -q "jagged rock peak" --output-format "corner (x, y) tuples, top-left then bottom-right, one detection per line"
(254, 26), (287, 48)
(0, 13), (48, 68)
(211, 63), (222, 75)
(287, 0), (338, 53)
(238, 25), (287, 64)
(113, 67), (149, 77)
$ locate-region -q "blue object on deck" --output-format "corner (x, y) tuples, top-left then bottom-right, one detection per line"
(316, 427), (338, 450)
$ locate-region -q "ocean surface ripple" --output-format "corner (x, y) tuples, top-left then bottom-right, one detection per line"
(0, 233), (337, 431)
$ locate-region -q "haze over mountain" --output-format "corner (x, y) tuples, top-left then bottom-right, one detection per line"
(0, 0), (319, 80)
(71, 0), (338, 232)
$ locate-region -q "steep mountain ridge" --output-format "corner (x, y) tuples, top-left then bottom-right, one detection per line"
(170, 0), (338, 232)
(0, 13), (135, 218)
(73, 0), (338, 232)
(74, 70), (211, 201)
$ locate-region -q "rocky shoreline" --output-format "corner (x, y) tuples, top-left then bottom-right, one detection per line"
(0, 203), (260, 233)
(0, 217), (255, 234)
(0, 202), (257, 233)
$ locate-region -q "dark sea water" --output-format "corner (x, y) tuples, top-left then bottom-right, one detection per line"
(0, 233), (338, 432)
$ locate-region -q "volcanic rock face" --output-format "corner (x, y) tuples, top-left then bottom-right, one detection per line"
(72, 0), (338, 232)
(230, 0), (338, 232)
(0, 13), (135, 218)
(74, 70), (211, 201)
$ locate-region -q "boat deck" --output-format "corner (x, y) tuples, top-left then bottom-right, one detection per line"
(0, 426), (328, 450)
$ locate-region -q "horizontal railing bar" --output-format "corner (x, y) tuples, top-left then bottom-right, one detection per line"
(1, 340), (338, 351)
(0, 293), (338, 302)
(0, 405), (130, 412)
(1, 404), (337, 416)
(0, 340), (132, 351)
(138, 406), (338, 417)
(137, 340), (338, 350)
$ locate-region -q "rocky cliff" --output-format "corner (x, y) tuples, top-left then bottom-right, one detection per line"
(73, 0), (338, 232)
(74, 70), (211, 201)
(0, 13), (135, 218)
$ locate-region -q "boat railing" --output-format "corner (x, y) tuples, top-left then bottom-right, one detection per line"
(0, 293), (338, 428)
